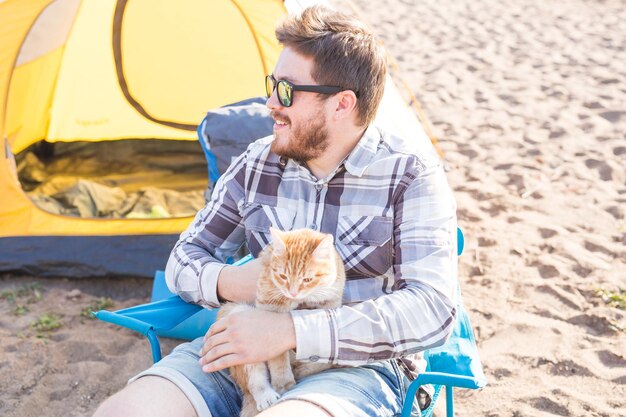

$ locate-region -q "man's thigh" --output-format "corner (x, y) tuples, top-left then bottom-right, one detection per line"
(275, 360), (412, 417)
(93, 376), (196, 417)
(129, 337), (242, 417)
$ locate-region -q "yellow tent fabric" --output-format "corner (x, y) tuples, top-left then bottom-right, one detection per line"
(6, 0), (284, 151)
(0, 0), (285, 239)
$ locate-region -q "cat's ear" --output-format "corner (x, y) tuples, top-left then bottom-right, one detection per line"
(312, 234), (334, 260)
(312, 235), (337, 282)
(270, 227), (286, 256)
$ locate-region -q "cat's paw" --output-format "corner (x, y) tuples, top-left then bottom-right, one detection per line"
(255, 388), (281, 411)
(273, 378), (296, 394)
(239, 402), (258, 417)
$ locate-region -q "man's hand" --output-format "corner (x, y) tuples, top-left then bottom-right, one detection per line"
(199, 308), (296, 373)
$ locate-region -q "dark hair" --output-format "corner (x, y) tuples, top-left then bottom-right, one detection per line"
(275, 6), (387, 126)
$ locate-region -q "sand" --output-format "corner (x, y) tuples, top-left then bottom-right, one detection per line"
(1, 0), (625, 416)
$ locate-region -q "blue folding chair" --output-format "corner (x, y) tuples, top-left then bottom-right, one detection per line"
(94, 228), (486, 417)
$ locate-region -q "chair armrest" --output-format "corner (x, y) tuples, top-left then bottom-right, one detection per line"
(92, 309), (155, 336)
(94, 295), (205, 333)
(412, 371), (486, 390)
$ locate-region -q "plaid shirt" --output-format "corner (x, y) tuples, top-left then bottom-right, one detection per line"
(166, 125), (458, 365)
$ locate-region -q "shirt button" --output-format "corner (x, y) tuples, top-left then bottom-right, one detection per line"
(309, 355), (320, 362)
(315, 184), (323, 191)
(309, 224), (317, 230)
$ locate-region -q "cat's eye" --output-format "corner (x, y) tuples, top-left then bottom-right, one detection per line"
(279, 273), (288, 280)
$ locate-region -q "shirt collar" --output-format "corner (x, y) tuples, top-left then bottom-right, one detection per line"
(343, 125), (381, 177)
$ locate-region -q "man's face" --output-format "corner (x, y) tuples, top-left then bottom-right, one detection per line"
(267, 48), (330, 163)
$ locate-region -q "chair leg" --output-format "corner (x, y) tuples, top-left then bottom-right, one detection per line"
(446, 385), (454, 417)
(400, 380), (420, 417)
(146, 328), (162, 363)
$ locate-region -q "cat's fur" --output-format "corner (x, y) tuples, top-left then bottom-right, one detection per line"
(217, 227), (346, 417)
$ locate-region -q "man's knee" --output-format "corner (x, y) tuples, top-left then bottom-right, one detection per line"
(93, 383), (142, 417)
(93, 376), (197, 417)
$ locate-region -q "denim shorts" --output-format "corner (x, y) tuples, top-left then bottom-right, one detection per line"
(130, 337), (421, 417)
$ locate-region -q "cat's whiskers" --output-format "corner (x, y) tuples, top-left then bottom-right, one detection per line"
(297, 287), (340, 303)
(263, 289), (289, 305)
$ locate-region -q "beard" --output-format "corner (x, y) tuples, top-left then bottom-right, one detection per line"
(270, 109), (329, 164)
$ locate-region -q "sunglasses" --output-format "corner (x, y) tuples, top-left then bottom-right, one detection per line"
(265, 74), (344, 107)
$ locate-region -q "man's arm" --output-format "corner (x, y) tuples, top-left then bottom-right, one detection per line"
(291, 161), (458, 365)
(215, 258), (262, 303)
(165, 152), (258, 307)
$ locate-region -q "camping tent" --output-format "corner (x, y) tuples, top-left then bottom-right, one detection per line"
(0, 0), (435, 278)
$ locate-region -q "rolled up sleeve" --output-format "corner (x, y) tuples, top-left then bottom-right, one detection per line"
(291, 308), (338, 363)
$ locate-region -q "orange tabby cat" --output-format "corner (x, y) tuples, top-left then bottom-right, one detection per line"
(218, 227), (345, 417)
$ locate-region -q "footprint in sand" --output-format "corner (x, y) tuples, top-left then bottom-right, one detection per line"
(458, 146), (479, 159)
(457, 207), (482, 223)
(567, 313), (621, 336)
(482, 201), (510, 217)
(538, 227), (558, 238)
(101, 336), (139, 357)
(536, 284), (583, 311)
(583, 240), (615, 257)
(546, 359), (595, 377)
(597, 350), (626, 368)
(598, 110), (626, 123)
(491, 367), (512, 380)
(62, 341), (106, 363)
(506, 172), (525, 193)
(572, 264), (593, 278)
(50, 388), (73, 402)
(604, 205), (623, 219)
(50, 333), (70, 342)
(531, 261), (560, 279)
(478, 236), (497, 247)
(4, 343), (18, 353)
(528, 396), (569, 416)
(613, 375), (626, 385)
(585, 158), (613, 181)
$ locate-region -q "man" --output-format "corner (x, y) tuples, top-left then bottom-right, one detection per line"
(94, 5), (457, 417)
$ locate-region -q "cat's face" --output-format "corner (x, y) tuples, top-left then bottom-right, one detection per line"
(267, 228), (339, 301)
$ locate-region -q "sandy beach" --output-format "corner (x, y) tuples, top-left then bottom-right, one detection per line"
(1, 0), (625, 416)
